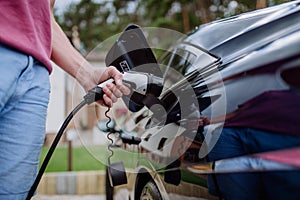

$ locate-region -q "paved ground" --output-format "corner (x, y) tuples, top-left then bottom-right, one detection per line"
(32, 189), (130, 200)
(32, 195), (104, 200)
(33, 194), (210, 200)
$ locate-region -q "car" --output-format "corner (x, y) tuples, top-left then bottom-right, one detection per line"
(105, 1), (300, 199)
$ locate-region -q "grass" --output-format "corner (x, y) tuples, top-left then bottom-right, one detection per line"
(40, 145), (104, 172)
(40, 145), (208, 188)
(39, 145), (139, 172)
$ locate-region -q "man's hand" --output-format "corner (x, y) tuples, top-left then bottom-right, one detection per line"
(80, 65), (131, 107)
(89, 66), (130, 107)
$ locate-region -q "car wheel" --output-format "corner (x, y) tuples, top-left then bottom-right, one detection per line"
(139, 179), (162, 200)
(106, 167), (114, 200)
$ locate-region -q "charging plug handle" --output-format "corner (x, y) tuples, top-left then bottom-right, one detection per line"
(84, 78), (114, 104)
(83, 71), (161, 105)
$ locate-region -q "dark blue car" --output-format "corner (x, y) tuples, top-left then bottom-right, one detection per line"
(106, 1), (300, 199)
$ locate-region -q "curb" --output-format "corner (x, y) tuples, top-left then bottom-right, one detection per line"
(36, 171), (216, 199)
(37, 171), (134, 195)
(37, 171), (106, 195)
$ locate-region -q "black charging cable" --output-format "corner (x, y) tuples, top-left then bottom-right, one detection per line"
(26, 83), (108, 200)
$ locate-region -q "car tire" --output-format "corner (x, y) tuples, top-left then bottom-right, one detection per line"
(139, 179), (162, 200)
(106, 167), (114, 200)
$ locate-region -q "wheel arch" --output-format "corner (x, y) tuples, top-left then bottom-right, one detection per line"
(134, 168), (153, 200)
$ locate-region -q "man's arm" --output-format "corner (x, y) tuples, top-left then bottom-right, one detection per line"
(49, 0), (129, 106)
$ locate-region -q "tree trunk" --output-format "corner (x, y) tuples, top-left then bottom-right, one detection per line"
(197, 0), (213, 24)
(256, 0), (267, 9)
(182, 4), (190, 33)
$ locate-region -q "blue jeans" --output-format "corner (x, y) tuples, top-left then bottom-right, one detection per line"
(207, 127), (300, 200)
(0, 44), (50, 199)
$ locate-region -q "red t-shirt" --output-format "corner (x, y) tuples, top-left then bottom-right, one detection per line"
(0, 0), (52, 73)
(225, 90), (300, 137)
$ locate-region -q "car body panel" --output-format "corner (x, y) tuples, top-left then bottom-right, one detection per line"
(114, 1), (300, 199)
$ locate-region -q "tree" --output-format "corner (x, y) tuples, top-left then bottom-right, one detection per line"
(58, 0), (116, 51)
(197, 0), (213, 24)
(56, 0), (292, 51)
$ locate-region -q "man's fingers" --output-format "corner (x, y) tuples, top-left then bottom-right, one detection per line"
(102, 85), (118, 103)
(99, 66), (132, 107)
(116, 84), (131, 96)
(107, 66), (122, 85)
(102, 95), (112, 107)
(106, 83), (123, 98)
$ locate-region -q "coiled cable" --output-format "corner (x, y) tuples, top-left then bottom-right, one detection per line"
(105, 107), (114, 166)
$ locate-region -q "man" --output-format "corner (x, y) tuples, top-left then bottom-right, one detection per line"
(0, 1), (129, 199)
